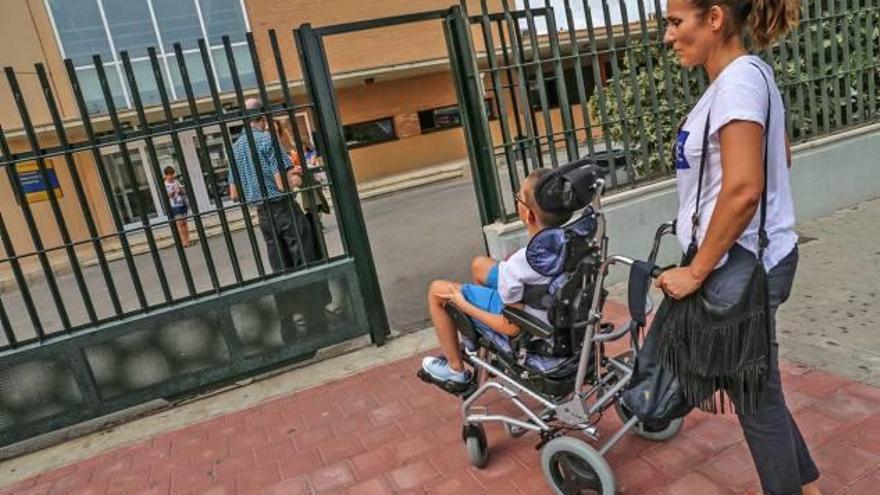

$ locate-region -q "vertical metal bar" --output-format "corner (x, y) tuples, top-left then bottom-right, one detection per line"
(580, 0), (619, 186)
(173, 42), (244, 287)
(146, 47), (220, 292)
(196, 39), (266, 280)
(652, 0), (679, 168)
(222, 36), (284, 275)
(63, 58), (148, 310)
(477, 1), (520, 197)
(0, 287), (15, 348)
(542, 3), (579, 161)
(268, 30), (330, 259)
(500, 0), (543, 172)
(814, 0), (833, 133)
(787, 20), (808, 140)
(801, 0), (821, 138)
(119, 50), (198, 298)
(865, 0), (877, 120)
(850, 0), (865, 123)
(497, 18), (532, 180)
(599, 0), (638, 185)
(615, 0), (652, 181)
(245, 33), (310, 271)
(561, 0), (598, 159)
(35, 64), (123, 316)
(776, 38), (795, 139)
(5, 67), (95, 327)
(93, 55), (173, 303)
(295, 23), (390, 344)
(520, 0), (560, 167)
(633, 0), (667, 174)
(0, 129), (71, 334)
(0, 209), (41, 341)
(444, 9), (505, 224)
(514, 17), (546, 169)
(839, 0), (853, 125)
(827, 0), (844, 127)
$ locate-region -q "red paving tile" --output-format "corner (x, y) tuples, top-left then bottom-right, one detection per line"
(4, 338), (880, 495)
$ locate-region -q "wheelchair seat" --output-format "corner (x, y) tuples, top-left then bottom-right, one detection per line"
(447, 160), (608, 397)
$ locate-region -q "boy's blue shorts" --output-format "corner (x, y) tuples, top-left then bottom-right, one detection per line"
(460, 263), (503, 336)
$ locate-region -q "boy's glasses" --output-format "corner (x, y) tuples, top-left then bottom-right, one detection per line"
(513, 193), (528, 210)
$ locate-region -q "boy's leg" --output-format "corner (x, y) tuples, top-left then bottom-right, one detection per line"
(427, 280), (465, 372)
(471, 256), (498, 287)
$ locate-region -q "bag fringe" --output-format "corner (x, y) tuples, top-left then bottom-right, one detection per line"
(658, 296), (771, 415)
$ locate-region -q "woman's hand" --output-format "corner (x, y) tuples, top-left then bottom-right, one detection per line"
(655, 266), (705, 299)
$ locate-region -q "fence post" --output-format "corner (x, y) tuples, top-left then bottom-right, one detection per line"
(445, 6), (505, 225)
(295, 24), (390, 345)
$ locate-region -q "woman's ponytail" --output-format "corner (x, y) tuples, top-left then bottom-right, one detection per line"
(747, 0), (801, 48)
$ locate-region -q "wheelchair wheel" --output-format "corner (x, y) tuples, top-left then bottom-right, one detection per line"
(606, 351), (683, 442)
(541, 436), (614, 495)
(614, 400), (683, 442)
(462, 423), (489, 468)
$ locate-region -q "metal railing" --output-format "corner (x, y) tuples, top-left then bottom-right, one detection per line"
(456, 0), (880, 222)
(0, 26), (385, 446)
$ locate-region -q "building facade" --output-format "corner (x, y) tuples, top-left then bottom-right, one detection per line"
(0, 0), (613, 255)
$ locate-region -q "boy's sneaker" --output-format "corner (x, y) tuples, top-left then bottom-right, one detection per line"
(421, 356), (470, 384)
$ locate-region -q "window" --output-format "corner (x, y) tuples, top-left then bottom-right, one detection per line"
(418, 105), (462, 133)
(45, 0), (254, 115)
(343, 118), (396, 148)
(417, 100), (497, 133)
(528, 65), (596, 110)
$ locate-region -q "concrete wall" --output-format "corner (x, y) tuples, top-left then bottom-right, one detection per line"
(484, 125), (880, 284)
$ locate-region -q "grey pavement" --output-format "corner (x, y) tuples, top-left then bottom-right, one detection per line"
(776, 197), (880, 385)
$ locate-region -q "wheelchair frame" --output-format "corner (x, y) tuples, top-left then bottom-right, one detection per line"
(458, 180), (678, 464)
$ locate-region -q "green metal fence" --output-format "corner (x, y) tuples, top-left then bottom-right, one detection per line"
(0, 28), (387, 446)
(453, 0), (880, 223)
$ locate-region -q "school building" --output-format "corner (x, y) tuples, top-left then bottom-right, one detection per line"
(0, 0), (631, 255)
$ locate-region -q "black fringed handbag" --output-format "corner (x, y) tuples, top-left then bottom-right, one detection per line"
(659, 65), (774, 415)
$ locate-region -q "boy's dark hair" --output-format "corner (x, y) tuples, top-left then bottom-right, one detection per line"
(524, 168), (573, 228)
(163, 166), (176, 177)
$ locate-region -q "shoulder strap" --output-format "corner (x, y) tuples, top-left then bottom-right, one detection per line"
(690, 111), (712, 248)
(749, 62), (772, 260)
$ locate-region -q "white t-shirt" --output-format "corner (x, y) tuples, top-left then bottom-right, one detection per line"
(497, 247), (552, 323)
(674, 55), (798, 270)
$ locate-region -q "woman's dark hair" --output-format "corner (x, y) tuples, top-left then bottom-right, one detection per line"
(691, 0), (800, 48)
(163, 166), (175, 176)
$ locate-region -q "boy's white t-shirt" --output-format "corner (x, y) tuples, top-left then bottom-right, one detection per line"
(674, 55), (798, 270)
(497, 247), (552, 323)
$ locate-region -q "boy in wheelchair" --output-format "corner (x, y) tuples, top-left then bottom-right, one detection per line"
(420, 168), (576, 387)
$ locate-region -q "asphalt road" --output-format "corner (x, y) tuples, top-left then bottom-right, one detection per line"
(0, 177), (486, 343)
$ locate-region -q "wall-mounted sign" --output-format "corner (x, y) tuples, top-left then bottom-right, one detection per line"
(16, 162), (62, 203)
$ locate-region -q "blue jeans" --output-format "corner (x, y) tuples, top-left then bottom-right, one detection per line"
(703, 244), (819, 495)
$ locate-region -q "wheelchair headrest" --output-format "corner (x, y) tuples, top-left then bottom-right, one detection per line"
(533, 159), (606, 214)
(526, 208), (597, 277)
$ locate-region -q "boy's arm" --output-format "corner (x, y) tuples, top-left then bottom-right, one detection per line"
(449, 291), (520, 337)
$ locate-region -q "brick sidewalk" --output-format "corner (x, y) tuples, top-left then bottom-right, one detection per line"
(3, 307), (880, 494)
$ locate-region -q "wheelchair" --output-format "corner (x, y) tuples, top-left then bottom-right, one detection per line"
(417, 159), (683, 494)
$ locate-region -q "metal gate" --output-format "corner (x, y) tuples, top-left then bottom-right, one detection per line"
(0, 29), (387, 446)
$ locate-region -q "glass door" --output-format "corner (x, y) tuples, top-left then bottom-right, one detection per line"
(102, 147), (161, 226)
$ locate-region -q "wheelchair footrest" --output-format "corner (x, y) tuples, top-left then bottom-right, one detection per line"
(417, 369), (478, 398)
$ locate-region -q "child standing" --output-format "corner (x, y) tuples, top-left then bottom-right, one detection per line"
(164, 166), (191, 247)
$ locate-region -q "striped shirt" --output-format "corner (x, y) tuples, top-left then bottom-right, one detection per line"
(229, 128), (293, 202)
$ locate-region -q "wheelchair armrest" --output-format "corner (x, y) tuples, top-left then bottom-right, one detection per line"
(502, 306), (553, 339)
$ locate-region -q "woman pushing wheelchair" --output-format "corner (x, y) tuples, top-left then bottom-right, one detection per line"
(655, 0), (819, 492)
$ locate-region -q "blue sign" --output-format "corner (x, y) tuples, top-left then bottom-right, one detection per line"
(16, 163), (62, 202)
